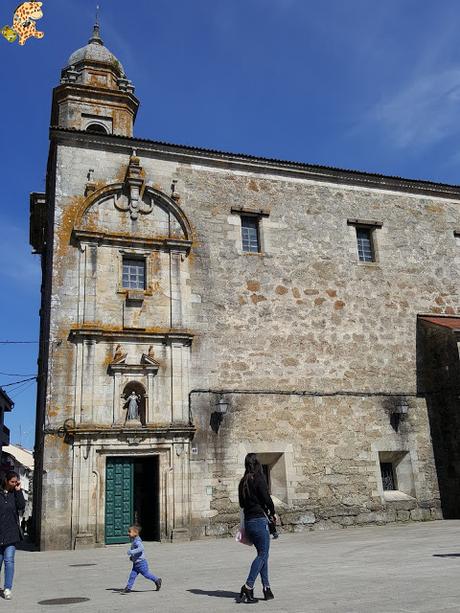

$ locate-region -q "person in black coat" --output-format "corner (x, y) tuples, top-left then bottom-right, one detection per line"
(238, 453), (277, 603)
(0, 470), (25, 600)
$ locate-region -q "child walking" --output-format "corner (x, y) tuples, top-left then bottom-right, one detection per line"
(122, 525), (162, 594)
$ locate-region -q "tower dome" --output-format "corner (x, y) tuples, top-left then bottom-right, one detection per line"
(60, 24), (134, 94)
(65, 24), (124, 76)
(54, 23), (139, 137)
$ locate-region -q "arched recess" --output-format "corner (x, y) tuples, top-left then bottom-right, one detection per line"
(86, 123), (109, 134)
(122, 381), (147, 425)
(73, 183), (192, 242)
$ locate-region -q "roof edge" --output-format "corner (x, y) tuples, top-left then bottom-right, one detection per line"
(49, 127), (460, 200)
(418, 315), (460, 332)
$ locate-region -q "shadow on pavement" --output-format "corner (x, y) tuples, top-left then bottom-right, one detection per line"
(17, 540), (38, 552)
(433, 553), (460, 558)
(188, 589), (240, 599)
(69, 563), (98, 567)
(106, 588), (155, 593)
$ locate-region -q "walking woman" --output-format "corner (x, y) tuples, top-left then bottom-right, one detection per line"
(238, 453), (277, 603)
(0, 471), (25, 600)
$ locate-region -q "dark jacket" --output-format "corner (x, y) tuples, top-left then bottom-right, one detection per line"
(0, 489), (26, 546)
(239, 473), (276, 520)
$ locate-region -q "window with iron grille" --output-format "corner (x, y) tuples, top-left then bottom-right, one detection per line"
(380, 462), (397, 490)
(241, 216), (260, 253)
(122, 257), (146, 290)
(356, 227), (374, 262)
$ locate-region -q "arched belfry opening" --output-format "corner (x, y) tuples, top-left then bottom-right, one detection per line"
(86, 123), (109, 134)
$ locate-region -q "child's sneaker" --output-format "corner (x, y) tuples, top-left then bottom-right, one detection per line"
(3, 589), (12, 600)
(120, 588), (131, 594)
(155, 578), (162, 591)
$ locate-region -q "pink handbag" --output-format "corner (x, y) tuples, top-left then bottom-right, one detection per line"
(235, 510), (253, 546)
(235, 526), (253, 546)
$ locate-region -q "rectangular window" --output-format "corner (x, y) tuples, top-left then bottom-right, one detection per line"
(380, 462), (397, 491)
(241, 216), (260, 253)
(356, 227), (374, 262)
(122, 257), (145, 290)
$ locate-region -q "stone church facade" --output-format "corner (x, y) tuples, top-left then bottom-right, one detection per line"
(30, 25), (460, 550)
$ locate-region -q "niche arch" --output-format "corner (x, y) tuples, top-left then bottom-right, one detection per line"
(122, 381), (147, 425)
(73, 182), (192, 243)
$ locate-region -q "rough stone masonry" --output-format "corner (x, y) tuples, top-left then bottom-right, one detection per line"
(29, 24), (460, 550)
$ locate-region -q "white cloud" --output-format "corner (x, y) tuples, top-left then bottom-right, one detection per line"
(364, 68), (460, 149)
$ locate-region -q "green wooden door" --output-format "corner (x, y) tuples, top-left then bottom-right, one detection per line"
(105, 457), (133, 544)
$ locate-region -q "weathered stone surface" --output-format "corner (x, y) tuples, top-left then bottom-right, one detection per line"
(205, 524), (229, 537)
(31, 28), (455, 551)
(410, 508), (432, 522)
(281, 511), (316, 525)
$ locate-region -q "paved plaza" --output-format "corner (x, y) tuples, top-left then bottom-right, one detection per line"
(4, 521), (460, 612)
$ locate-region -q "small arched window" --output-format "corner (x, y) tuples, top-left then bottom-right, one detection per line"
(86, 123), (108, 134)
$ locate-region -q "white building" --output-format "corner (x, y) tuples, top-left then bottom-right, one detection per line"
(2, 444), (34, 520)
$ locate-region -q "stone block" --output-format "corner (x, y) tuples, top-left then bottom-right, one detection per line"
(430, 508), (443, 520)
(205, 523), (228, 537)
(281, 511), (316, 525)
(410, 508), (432, 522)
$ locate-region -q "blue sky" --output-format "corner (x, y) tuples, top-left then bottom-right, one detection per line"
(1, 0), (460, 449)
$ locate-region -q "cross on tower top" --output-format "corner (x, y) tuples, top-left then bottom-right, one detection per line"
(88, 10), (103, 47)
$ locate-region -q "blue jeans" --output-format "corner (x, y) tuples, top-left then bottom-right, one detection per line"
(245, 517), (270, 588)
(126, 559), (159, 590)
(0, 545), (15, 590)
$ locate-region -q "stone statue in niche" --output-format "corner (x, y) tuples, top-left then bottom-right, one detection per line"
(125, 391), (140, 421)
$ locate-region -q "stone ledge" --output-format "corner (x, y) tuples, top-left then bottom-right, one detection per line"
(68, 326), (194, 344)
(383, 490), (415, 502)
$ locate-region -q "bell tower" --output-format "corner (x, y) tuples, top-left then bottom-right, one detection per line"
(51, 23), (139, 136)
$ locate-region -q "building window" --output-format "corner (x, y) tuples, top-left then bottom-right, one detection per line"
(380, 462), (397, 491)
(356, 227), (374, 262)
(86, 123), (108, 134)
(347, 219), (382, 263)
(122, 257), (145, 290)
(241, 216), (260, 253)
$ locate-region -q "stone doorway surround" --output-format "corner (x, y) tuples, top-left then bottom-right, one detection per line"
(71, 433), (193, 549)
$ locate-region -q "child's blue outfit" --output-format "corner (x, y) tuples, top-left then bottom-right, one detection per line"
(125, 536), (159, 591)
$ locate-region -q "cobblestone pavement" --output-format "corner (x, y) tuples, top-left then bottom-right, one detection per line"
(3, 521), (460, 612)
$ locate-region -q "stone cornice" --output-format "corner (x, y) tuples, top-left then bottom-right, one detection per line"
(72, 229), (192, 253)
(49, 127), (460, 200)
(69, 326), (194, 344)
(108, 363), (159, 375)
(45, 424), (195, 440)
(52, 83), (139, 110)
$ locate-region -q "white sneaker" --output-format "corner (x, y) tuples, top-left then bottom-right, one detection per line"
(3, 589), (11, 600)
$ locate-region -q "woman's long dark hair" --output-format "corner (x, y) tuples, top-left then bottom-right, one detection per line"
(2, 470), (19, 489)
(239, 453), (264, 502)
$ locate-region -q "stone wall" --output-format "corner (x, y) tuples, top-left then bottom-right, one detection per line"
(35, 131), (460, 547)
(417, 319), (460, 519)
